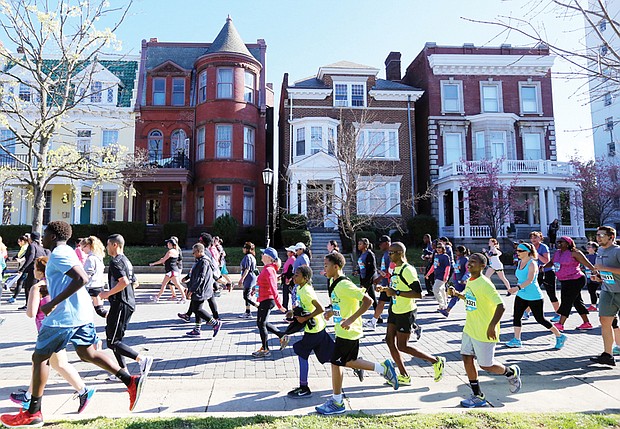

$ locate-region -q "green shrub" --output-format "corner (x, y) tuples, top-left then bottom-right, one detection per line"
(107, 221), (146, 246)
(0, 225), (32, 248)
(70, 224), (108, 243)
(163, 222), (188, 246)
(407, 215), (438, 246)
(212, 214), (239, 247)
(242, 226), (266, 247)
(280, 229), (311, 248)
(355, 230), (377, 246)
(281, 214), (308, 231)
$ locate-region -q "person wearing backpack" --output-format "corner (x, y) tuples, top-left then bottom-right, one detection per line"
(379, 242), (446, 387)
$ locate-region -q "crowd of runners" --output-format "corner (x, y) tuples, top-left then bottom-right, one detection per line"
(1, 221), (619, 425)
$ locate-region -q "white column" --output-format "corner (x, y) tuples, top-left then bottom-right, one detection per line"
(538, 187), (547, 232)
(72, 182), (82, 225)
(290, 179), (299, 215)
(463, 188), (471, 238)
(0, 187), (4, 225)
(527, 192), (535, 225)
(20, 188), (27, 225)
(91, 190), (100, 224)
(452, 188), (460, 238)
(546, 188), (557, 230)
(300, 182), (307, 216)
(569, 189), (577, 236)
(437, 190), (445, 235)
(575, 189), (585, 237)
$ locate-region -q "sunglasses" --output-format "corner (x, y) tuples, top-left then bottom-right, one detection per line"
(516, 249), (528, 253)
(388, 251), (402, 255)
(596, 233), (609, 237)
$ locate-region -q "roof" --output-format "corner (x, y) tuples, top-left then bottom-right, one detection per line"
(206, 16), (253, 58)
(373, 78), (422, 92)
(291, 77), (330, 89)
(322, 60), (376, 69)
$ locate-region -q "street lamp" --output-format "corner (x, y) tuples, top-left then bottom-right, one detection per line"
(262, 167), (274, 247)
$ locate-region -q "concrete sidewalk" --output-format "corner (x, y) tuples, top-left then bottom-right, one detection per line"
(1, 284), (619, 421)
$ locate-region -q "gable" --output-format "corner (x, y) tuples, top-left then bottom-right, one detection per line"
(150, 60), (190, 75)
(74, 62), (121, 84)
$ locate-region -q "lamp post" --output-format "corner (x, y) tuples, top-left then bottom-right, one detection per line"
(262, 167), (274, 247)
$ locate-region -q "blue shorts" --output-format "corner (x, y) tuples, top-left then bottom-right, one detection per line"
(292, 329), (335, 363)
(34, 323), (97, 356)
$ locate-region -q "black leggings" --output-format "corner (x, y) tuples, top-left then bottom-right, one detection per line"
(513, 296), (552, 329)
(538, 270), (558, 303)
(586, 281), (600, 305)
(187, 299), (215, 324)
(257, 299), (283, 349)
(558, 276), (588, 317)
(424, 264), (435, 294)
(11, 272), (28, 300)
(106, 304), (139, 369)
(362, 281), (377, 310)
(243, 286), (257, 308)
(282, 282), (291, 310)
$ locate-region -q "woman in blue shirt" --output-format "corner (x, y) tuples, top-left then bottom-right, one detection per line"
(424, 242), (450, 311)
(444, 245), (470, 317)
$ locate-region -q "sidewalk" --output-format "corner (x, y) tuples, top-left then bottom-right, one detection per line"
(1, 285), (619, 421)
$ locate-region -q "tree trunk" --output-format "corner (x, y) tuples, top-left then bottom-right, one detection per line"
(31, 185), (45, 235)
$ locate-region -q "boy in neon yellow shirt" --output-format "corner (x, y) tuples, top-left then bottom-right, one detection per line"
(448, 252), (522, 408)
(316, 252), (398, 415)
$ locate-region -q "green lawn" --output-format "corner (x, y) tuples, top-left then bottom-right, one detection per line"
(46, 413), (620, 429)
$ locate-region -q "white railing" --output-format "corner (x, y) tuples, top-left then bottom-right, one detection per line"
(558, 225), (577, 237)
(438, 160), (574, 179)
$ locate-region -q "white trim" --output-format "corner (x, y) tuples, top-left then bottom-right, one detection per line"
(429, 54), (555, 76)
(479, 80), (503, 113)
(317, 66), (379, 80)
(519, 81), (543, 115)
(332, 80), (367, 108)
(440, 80), (464, 114)
(287, 88), (332, 100)
(369, 89), (424, 102)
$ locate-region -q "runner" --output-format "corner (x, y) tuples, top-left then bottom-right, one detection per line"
(444, 245), (470, 317)
(421, 234), (435, 297)
(483, 238), (511, 295)
(379, 242), (445, 387)
(316, 252), (398, 415)
(504, 243), (567, 349)
(0, 222), (148, 428)
(584, 241), (601, 311)
(354, 238), (377, 312)
(80, 236), (107, 318)
(149, 238), (185, 303)
(287, 265), (335, 398)
(447, 252), (522, 408)
(363, 235), (392, 330)
(424, 241), (450, 311)
(530, 231), (560, 319)
(100, 234), (154, 382)
(238, 242), (258, 318)
(280, 245), (296, 317)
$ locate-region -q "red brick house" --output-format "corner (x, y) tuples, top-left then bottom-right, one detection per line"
(402, 43), (585, 239)
(133, 17), (272, 238)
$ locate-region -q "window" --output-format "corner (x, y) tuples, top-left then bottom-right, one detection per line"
(296, 128), (305, 157)
(243, 186), (254, 226)
(107, 87), (114, 103)
(474, 131), (486, 160)
(198, 71), (207, 103)
(605, 92), (613, 106)
(217, 68), (233, 98)
(523, 133), (542, 160)
(148, 130), (163, 161)
(334, 84), (347, 107)
(216, 124), (232, 158)
(43, 190), (51, 225)
(171, 129), (187, 155)
(444, 133), (462, 165)
(152, 78), (165, 105)
(102, 130), (118, 147)
(244, 71), (254, 103)
(357, 128), (399, 160)
(333, 82), (366, 107)
(215, 185), (232, 218)
(311, 126), (323, 154)
(19, 83), (30, 102)
(196, 193), (204, 225)
(0, 129), (16, 155)
(357, 180), (401, 215)
(441, 81), (462, 113)
(91, 81), (102, 103)
(243, 126), (255, 161)
(196, 127), (205, 160)
(481, 84), (500, 113)
(606, 117), (614, 131)
(351, 84), (364, 107)
(327, 127), (336, 155)
(102, 190), (116, 223)
(172, 78), (185, 106)
(520, 83), (540, 114)
(77, 130), (92, 154)
(490, 131), (506, 159)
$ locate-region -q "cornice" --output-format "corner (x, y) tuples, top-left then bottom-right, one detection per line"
(369, 89), (424, 102)
(287, 87), (332, 100)
(428, 54), (555, 76)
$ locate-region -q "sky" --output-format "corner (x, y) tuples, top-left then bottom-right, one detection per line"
(4, 0), (597, 161)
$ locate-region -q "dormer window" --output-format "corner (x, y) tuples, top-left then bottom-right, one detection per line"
(333, 82), (366, 107)
(91, 81), (102, 103)
(172, 78), (185, 106)
(107, 87), (114, 104)
(19, 83), (30, 102)
(153, 78), (165, 106)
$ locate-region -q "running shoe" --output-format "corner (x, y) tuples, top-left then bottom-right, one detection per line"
(139, 356), (153, 377)
(9, 390), (29, 405)
(353, 368), (365, 382)
(387, 374), (412, 387)
(150, 295), (159, 303)
(613, 345), (620, 356)
(177, 313), (191, 322)
(238, 312), (252, 319)
(586, 305), (597, 312)
(506, 338), (523, 348)
(377, 317), (384, 324)
(251, 348), (271, 358)
(521, 312), (530, 321)
(212, 320), (223, 337)
(279, 335), (290, 351)
(438, 309), (449, 318)
(226, 283), (233, 292)
(414, 325), (423, 341)
(106, 374), (119, 382)
(460, 394), (487, 408)
(0, 409), (43, 428)
(315, 398), (345, 415)
(287, 386), (312, 398)
(553, 322), (564, 332)
(17, 305), (26, 310)
(433, 356), (446, 382)
(507, 364), (522, 393)
(576, 322), (594, 330)
(554, 334), (567, 350)
(127, 375), (146, 411)
(550, 314), (561, 323)
(76, 387), (96, 414)
(362, 319), (376, 331)
(381, 359), (399, 390)
(590, 353), (616, 366)
(7, 297), (15, 304)
(186, 328), (201, 337)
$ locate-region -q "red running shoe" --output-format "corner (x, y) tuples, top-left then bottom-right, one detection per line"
(127, 375), (146, 411)
(0, 409), (43, 428)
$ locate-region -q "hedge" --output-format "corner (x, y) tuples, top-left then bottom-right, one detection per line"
(70, 224), (109, 243)
(107, 221), (146, 246)
(0, 225), (33, 248)
(407, 215), (438, 246)
(163, 222), (188, 245)
(242, 226), (266, 247)
(212, 214), (239, 248)
(280, 229), (311, 248)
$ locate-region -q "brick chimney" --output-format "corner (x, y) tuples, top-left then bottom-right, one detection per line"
(385, 51), (401, 81)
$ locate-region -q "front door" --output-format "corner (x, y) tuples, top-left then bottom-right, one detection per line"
(146, 199), (160, 225)
(306, 182), (334, 229)
(80, 194), (91, 224)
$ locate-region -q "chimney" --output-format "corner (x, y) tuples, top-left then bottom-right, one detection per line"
(149, 38), (158, 43)
(385, 51), (401, 82)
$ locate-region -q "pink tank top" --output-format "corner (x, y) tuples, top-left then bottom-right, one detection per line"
(35, 295), (51, 332)
(553, 249), (583, 281)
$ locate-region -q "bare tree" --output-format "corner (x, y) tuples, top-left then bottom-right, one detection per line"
(0, 0), (150, 233)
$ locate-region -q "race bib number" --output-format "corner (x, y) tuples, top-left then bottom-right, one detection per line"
(453, 262), (460, 274)
(332, 303), (342, 324)
(553, 262), (561, 273)
(585, 269), (592, 278)
(600, 271), (616, 285)
(291, 285), (300, 308)
(464, 290), (477, 312)
(434, 257), (439, 269)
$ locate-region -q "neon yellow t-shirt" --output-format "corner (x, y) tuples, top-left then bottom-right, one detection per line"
(463, 275), (504, 343)
(298, 283), (326, 334)
(390, 263), (419, 314)
(330, 277), (366, 340)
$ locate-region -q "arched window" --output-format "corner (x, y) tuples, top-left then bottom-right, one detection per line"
(148, 130), (163, 162)
(171, 129), (187, 155)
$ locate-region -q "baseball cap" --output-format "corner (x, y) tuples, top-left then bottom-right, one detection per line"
(285, 245), (296, 252)
(294, 242), (306, 251)
(378, 235), (391, 243)
(261, 247), (278, 260)
(30, 231), (41, 241)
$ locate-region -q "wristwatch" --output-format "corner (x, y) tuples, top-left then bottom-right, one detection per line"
(395, 290), (401, 296)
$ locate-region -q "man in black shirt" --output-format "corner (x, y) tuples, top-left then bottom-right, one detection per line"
(99, 234), (153, 380)
(16, 232), (48, 309)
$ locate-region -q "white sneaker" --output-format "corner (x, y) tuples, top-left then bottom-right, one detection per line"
(362, 319), (376, 331)
(106, 374), (119, 382)
(139, 356), (153, 377)
(238, 313), (252, 319)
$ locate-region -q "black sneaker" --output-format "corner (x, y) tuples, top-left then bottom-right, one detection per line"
(353, 368), (365, 382)
(287, 385), (312, 398)
(590, 353), (616, 366)
(377, 317), (384, 324)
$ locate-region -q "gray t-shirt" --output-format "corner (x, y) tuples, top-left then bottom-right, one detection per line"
(596, 244), (620, 293)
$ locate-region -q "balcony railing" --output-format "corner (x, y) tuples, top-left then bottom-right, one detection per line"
(148, 153), (191, 169)
(0, 154), (37, 169)
(438, 160), (574, 179)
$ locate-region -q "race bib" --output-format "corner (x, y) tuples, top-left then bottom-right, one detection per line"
(332, 303), (342, 324)
(453, 262), (460, 274)
(433, 257), (439, 269)
(600, 271), (616, 285)
(553, 262), (561, 272)
(291, 285), (300, 308)
(585, 269), (592, 278)
(464, 290), (477, 312)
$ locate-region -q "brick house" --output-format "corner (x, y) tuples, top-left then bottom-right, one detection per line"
(402, 43), (585, 239)
(133, 17), (273, 238)
(278, 54), (423, 231)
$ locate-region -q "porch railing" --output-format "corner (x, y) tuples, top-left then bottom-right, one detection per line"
(438, 160), (574, 179)
(441, 224), (578, 239)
